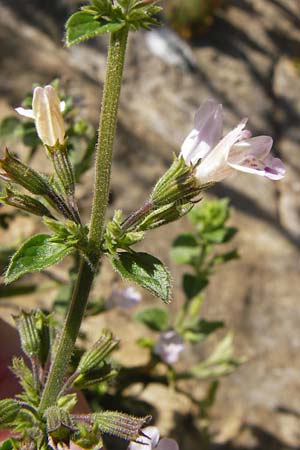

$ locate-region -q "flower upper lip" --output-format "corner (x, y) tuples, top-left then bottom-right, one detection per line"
(15, 85), (66, 147)
(180, 99), (286, 184)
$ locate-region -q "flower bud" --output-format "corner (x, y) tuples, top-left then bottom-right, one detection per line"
(73, 367), (118, 389)
(77, 331), (119, 374)
(0, 149), (52, 195)
(0, 399), (20, 426)
(14, 310), (51, 365)
(0, 149), (77, 221)
(93, 411), (151, 441)
(1, 188), (54, 218)
(32, 85), (65, 147)
(14, 311), (41, 358)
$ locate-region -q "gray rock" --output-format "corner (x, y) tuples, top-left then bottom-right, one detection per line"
(0, 1), (300, 449)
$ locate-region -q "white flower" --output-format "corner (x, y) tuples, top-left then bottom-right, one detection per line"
(128, 426), (179, 450)
(180, 99), (285, 184)
(106, 286), (142, 309)
(153, 331), (184, 365)
(16, 85), (66, 147)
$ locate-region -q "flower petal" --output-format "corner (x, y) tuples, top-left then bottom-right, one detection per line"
(156, 438), (179, 450)
(142, 427), (160, 447)
(128, 437), (152, 450)
(180, 99), (223, 165)
(15, 107), (35, 119)
(106, 286), (141, 309)
(228, 151), (285, 180)
(195, 119), (247, 184)
(154, 331), (184, 365)
(229, 136), (273, 162)
(32, 85), (65, 146)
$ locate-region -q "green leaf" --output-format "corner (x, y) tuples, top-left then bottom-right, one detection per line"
(182, 318), (224, 343)
(188, 199), (230, 232)
(5, 234), (74, 284)
(170, 233), (199, 265)
(212, 249), (239, 265)
(202, 226), (237, 244)
(135, 307), (169, 331)
(188, 334), (245, 379)
(19, 122), (40, 149)
(183, 273), (208, 300)
(0, 439), (14, 450)
(65, 11), (125, 47)
(91, 0), (113, 15)
(136, 337), (155, 348)
(0, 116), (21, 138)
(110, 252), (171, 303)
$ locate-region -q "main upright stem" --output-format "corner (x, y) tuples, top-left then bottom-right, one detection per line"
(39, 28), (129, 414)
(89, 28), (129, 255)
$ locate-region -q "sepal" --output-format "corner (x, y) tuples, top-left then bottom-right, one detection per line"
(92, 411), (151, 441)
(45, 407), (74, 448)
(0, 399), (20, 428)
(73, 366), (118, 389)
(72, 422), (103, 450)
(0, 149), (53, 196)
(151, 155), (202, 206)
(45, 142), (75, 199)
(77, 330), (119, 374)
(14, 310), (51, 366)
(0, 149), (76, 221)
(0, 188), (54, 218)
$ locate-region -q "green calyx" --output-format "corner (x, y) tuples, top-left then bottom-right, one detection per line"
(0, 149), (79, 222)
(14, 310), (51, 365)
(65, 0), (161, 47)
(77, 331), (119, 374)
(0, 188), (54, 219)
(0, 399), (20, 427)
(45, 406), (74, 446)
(0, 149), (53, 196)
(151, 155), (201, 206)
(45, 141), (75, 199)
(103, 157), (203, 254)
(92, 411), (151, 441)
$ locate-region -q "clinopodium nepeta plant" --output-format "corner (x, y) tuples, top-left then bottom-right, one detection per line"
(0, 1), (285, 449)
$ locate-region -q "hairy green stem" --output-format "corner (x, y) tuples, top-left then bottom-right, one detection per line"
(38, 28), (129, 413)
(89, 28), (129, 255)
(39, 259), (94, 412)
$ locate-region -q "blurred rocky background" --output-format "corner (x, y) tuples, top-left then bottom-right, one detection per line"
(0, 1), (300, 449)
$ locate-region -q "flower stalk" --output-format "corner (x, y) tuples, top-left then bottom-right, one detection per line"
(38, 27), (129, 413)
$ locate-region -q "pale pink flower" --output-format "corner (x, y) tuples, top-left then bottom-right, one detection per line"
(153, 331), (184, 365)
(128, 426), (179, 450)
(180, 99), (285, 184)
(106, 286), (142, 309)
(16, 85), (66, 147)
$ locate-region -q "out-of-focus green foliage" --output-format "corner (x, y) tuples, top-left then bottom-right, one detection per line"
(165, 0), (223, 38)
